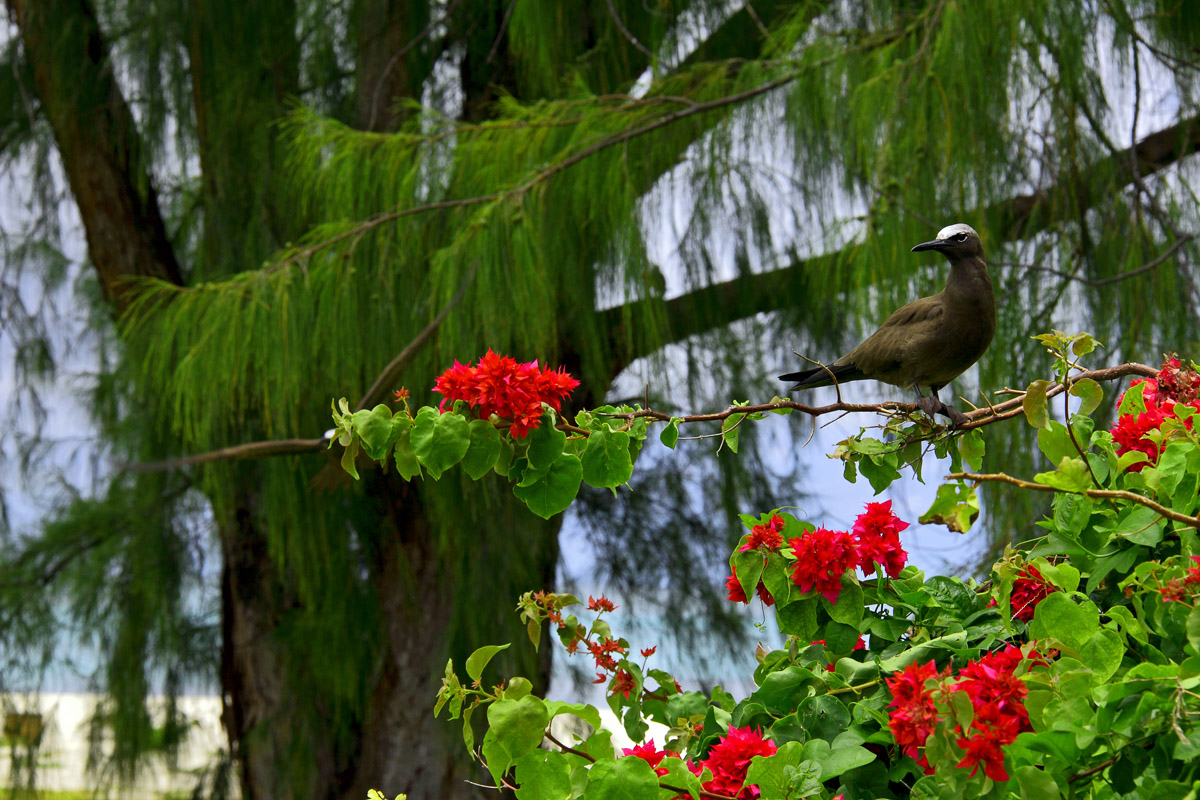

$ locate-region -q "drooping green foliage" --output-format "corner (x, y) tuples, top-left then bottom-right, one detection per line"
(0, 1), (1198, 797)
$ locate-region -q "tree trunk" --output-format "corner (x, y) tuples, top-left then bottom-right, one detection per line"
(8, 0), (184, 310)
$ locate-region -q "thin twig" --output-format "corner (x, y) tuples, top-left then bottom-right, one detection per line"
(948, 471), (1200, 530)
(605, 0), (654, 60)
(356, 261), (481, 411)
(993, 235), (1193, 287)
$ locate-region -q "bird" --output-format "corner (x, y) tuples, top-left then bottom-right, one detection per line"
(779, 223), (995, 426)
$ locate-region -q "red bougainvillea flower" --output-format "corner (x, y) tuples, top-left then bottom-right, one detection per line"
(885, 660), (942, 761)
(697, 726), (776, 798)
(740, 515), (786, 552)
(610, 668), (636, 699)
(953, 645), (1032, 729)
(431, 350), (580, 439)
(852, 501), (910, 578)
(1111, 366), (1200, 470)
(622, 742), (671, 777)
(587, 595), (616, 613)
(392, 387), (410, 402)
(990, 565), (1056, 622)
(789, 527), (859, 604)
(726, 569), (775, 606)
(956, 702), (1022, 781)
(640, 646), (657, 658)
(1160, 578), (1187, 603)
(1157, 356), (1200, 403)
(1186, 556), (1200, 587)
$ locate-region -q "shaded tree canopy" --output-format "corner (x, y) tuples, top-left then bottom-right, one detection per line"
(0, 1), (1197, 798)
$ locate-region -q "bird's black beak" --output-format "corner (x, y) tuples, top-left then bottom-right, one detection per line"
(911, 239), (947, 253)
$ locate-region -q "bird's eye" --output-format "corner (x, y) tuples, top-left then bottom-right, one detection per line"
(953, 232), (968, 242)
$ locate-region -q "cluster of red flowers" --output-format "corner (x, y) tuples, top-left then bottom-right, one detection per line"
(624, 726), (776, 799)
(1111, 357), (1200, 471)
(886, 646), (1042, 783)
(725, 504), (911, 607)
(432, 350), (580, 438)
(987, 565), (1057, 622)
(790, 502), (910, 605)
(1157, 555), (1200, 602)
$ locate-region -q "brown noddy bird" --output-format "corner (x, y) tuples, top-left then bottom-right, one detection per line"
(779, 223), (995, 425)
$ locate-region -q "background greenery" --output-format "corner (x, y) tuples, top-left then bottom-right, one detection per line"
(0, 1), (1197, 798)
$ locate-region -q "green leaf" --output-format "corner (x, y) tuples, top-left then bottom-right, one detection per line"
(515, 750), (572, 800)
(1028, 593), (1099, 650)
(525, 411), (566, 470)
(353, 404), (399, 461)
(660, 418), (682, 449)
(859, 454), (902, 494)
(920, 482), (979, 533)
(484, 695), (551, 776)
(340, 438), (361, 480)
(1037, 421), (1076, 467)
(583, 757), (658, 800)
(512, 453), (583, 519)
(1069, 378), (1103, 416)
(410, 407), (470, 479)
(1023, 379), (1052, 428)
(959, 429), (985, 471)
(658, 757), (701, 800)
(580, 428), (633, 489)
(1118, 381), (1149, 417)
(925, 576), (973, 618)
(1079, 629), (1122, 684)
(1187, 607), (1200, 654)
(722, 413), (745, 454)
(1034, 457), (1091, 493)
(393, 428), (421, 480)
(744, 741), (807, 798)
(732, 549), (765, 601)
(1014, 764), (1060, 800)
(462, 420), (502, 480)
(466, 643), (510, 682)
(829, 578), (864, 625)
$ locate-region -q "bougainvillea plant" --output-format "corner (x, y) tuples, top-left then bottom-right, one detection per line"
(346, 337), (1200, 799)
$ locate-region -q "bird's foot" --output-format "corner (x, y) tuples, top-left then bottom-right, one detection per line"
(914, 396), (970, 429)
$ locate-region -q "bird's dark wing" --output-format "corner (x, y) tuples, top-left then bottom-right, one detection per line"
(838, 294), (946, 379)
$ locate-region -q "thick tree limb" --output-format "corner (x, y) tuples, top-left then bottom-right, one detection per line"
(8, 0), (183, 311)
(606, 112), (1200, 365)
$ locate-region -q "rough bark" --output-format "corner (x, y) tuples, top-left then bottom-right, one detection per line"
(8, 0), (183, 310)
(353, 0), (436, 131)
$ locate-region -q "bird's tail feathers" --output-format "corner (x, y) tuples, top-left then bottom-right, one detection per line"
(779, 362), (861, 391)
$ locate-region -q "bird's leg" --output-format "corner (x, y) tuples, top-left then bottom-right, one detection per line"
(911, 384), (943, 421)
(913, 385), (969, 428)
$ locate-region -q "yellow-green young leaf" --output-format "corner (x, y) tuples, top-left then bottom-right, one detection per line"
(1022, 380), (1052, 428)
(466, 643), (510, 682)
(1070, 332), (1101, 357)
(580, 428), (633, 489)
(410, 407), (470, 479)
(920, 483), (979, 532)
(1069, 378), (1103, 416)
(958, 429), (985, 471)
(1037, 421), (1076, 467)
(461, 702), (476, 753)
(462, 420), (502, 480)
(1117, 381), (1150, 416)
(512, 454), (583, 519)
(1034, 457), (1091, 493)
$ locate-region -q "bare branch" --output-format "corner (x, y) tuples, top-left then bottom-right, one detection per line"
(605, 0), (655, 60)
(948, 471), (1200, 530)
(993, 235), (1194, 287)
